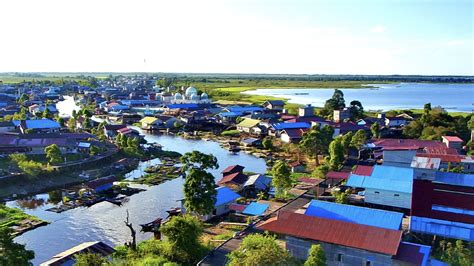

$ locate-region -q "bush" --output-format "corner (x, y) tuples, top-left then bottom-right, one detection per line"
(221, 130), (240, 136)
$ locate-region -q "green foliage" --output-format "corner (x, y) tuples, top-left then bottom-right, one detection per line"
(271, 160), (292, 198)
(227, 234), (291, 266)
(304, 244), (326, 266)
(181, 151), (218, 215)
(18, 160), (46, 178)
(74, 253), (107, 266)
(438, 240), (473, 266)
(341, 131), (354, 155)
(90, 145), (101, 156)
(312, 163), (329, 179)
(329, 138), (345, 171)
(262, 137), (274, 150)
(370, 122), (380, 139)
(221, 130), (240, 136)
(0, 227), (35, 266)
(321, 89), (346, 117)
(9, 153), (28, 163)
(350, 130), (367, 150)
(160, 215), (206, 264)
(299, 125), (334, 165)
(332, 190), (349, 204)
(45, 144), (62, 164)
(348, 100), (364, 121)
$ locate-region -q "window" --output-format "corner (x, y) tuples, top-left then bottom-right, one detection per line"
(336, 254), (343, 262)
(366, 261), (372, 266)
(394, 194), (400, 197)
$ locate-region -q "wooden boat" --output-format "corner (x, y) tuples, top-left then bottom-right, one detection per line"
(140, 218), (163, 232)
(166, 207), (182, 217)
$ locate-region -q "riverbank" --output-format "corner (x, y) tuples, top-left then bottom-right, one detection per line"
(0, 205), (47, 236)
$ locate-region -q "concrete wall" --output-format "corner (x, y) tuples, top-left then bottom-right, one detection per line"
(285, 236), (394, 266)
(365, 188), (411, 209)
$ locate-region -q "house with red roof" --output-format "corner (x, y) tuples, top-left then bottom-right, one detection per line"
(324, 171), (350, 186)
(256, 210), (432, 265)
(221, 165), (244, 176)
(442, 135), (463, 151)
(280, 128), (308, 143)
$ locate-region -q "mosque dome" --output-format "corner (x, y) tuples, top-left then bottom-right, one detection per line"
(190, 93), (200, 101)
(174, 93), (183, 100)
(185, 86), (198, 97)
(200, 93), (208, 99)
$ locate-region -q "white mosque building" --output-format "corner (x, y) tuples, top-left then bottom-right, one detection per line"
(170, 86), (210, 104)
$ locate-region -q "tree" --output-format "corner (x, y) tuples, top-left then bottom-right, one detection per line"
(180, 151), (218, 215)
(324, 89), (346, 111)
(304, 244), (326, 266)
(350, 130), (367, 150)
(89, 145), (101, 156)
(17, 93), (29, 104)
(299, 125), (334, 165)
(45, 144), (62, 164)
(0, 227), (35, 266)
(227, 234), (291, 266)
(312, 163), (329, 179)
(370, 122), (380, 139)
(341, 131), (354, 155)
(439, 240), (473, 266)
(271, 160), (292, 198)
(332, 190), (349, 204)
(328, 138), (345, 171)
(160, 215), (204, 263)
(42, 105), (51, 119)
(348, 100), (364, 121)
(262, 137), (273, 150)
(403, 120), (423, 138)
(74, 253), (107, 266)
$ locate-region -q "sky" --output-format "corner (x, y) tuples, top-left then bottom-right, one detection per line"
(0, 0), (472, 75)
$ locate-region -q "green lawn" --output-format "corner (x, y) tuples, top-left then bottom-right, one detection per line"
(0, 205), (42, 228)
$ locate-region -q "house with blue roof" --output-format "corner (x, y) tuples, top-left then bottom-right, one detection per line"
(269, 122), (311, 137)
(242, 202), (269, 216)
(196, 187), (241, 221)
(346, 165), (414, 209)
(305, 200), (404, 230)
(13, 119), (61, 134)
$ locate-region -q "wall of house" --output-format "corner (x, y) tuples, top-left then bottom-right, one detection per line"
(410, 216), (474, 241)
(285, 236), (394, 265)
(365, 188), (411, 209)
(280, 133), (291, 143)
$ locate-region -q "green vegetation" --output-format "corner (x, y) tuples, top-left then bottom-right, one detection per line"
(113, 215), (208, 265)
(45, 144), (62, 164)
(181, 151), (218, 215)
(0, 227), (35, 266)
(0, 205), (42, 228)
(299, 125), (334, 166)
(304, 244), (326, 266)
(271, 160), (292, 199)
(220, 130), (240, 136)
(436, 240), (473, 266)
(74, 253), (108, 266)
(9, 154), (52, 179)
(227, 234), (292, 266)
(328, 137), (345, 171)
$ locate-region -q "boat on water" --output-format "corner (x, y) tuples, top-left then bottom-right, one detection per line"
(140, 218), (163, 232)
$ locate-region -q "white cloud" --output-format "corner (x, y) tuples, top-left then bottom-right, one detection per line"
(371, 25), (386, 33)
(447, 40), (465, 46)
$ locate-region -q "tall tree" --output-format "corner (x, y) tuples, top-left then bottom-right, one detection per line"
(304, 244), (326, 266)
(227, 234), (291, 266)
(74, 253), (107, 266)
(271, 160), (292, 198)
(180, 151), (218, 215)
(349, 100), (364, 121)
(341, 131), (354, 155)
(45, 144), (62, 164)
(350, 129), (367, 150)
(329, 137), (345, 171)
(370, 122), (380, 139)
(0, 227), (35, 266)
(160, 215), (204, 263)
(322, 89), (346, 117)
(299, 125), (334, 165)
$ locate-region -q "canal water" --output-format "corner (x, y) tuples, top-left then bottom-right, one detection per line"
(9, 133), (267, 265)
(243, 83), (474, 112)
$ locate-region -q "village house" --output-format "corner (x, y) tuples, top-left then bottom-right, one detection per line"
(0, 121), (15, 133)
(346, 165), (413, 209)
(13, 119), (61, 134)
(385, 116), (408, 128)
(280, 128), (308, 143)
(269, 122), (311, 137)
(333, 108), (350, 122)
(257, 202), (432, 265)
(241, 174), (271, 198)
(263, 100), (285, 111)
(236, 118), (260, 134)
(195, 186), (241, 221)
(410, 167), (474, 241)
(40, 241), (115, 266)
(441, 135), (464, 151)
(140, 116), (160, 130)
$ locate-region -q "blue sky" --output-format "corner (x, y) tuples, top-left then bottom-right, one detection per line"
(0, 0), (472, 75)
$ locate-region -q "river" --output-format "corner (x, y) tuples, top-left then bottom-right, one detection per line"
(243, 83), (474, 112)
(9, 132), (266, 265)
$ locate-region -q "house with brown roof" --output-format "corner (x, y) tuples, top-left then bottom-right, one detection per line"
(256, 210), (432, 265)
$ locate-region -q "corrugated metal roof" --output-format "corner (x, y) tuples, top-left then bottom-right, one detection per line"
(352, 165), (374, 176)
(304, 200), (403, 230)
(347, 165), (414, 193)
(242, 202), (269, 216)
(434, 172), (474, 188)
(393, 242), (431, 266)
(215, 187), (240, 206)
(13, 119), (60, 129)
(411, 156), (441, 169)
(243, 174), (271, 190)
(272, 122), (310, 131)
(140, 116), (158, 124)
(236, 118), (260, 128)
(410, 216), (474, 241)
(257, 211), (402, 255)
(326, 171), (350, 180)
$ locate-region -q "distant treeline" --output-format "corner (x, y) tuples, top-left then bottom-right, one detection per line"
(1, 72), (473, 83)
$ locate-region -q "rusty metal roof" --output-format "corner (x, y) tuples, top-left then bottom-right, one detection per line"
(257, 211), (402, 255)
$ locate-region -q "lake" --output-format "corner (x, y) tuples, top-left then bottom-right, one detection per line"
(243, 83), (474, 112)
(9, 133), (267, 265)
